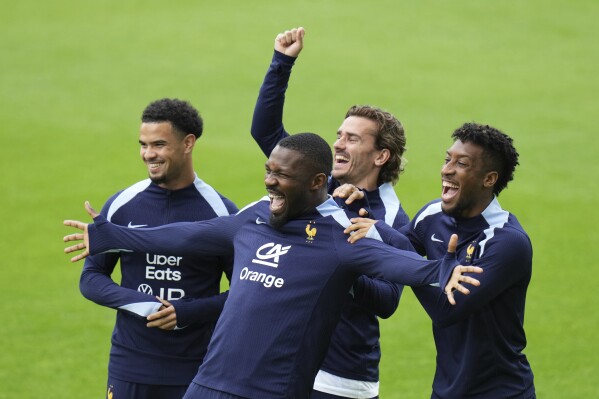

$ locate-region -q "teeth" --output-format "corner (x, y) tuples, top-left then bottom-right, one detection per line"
(269, 194), (283, 199)
(443, 181), (459, 189)
(335, 155), (349, 162)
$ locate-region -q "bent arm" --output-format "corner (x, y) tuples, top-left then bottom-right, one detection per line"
(79, 253), (161, 317)
(171, 291), (229, 327)
(414, 230), (532, 326)
(353, 276), (402, 319)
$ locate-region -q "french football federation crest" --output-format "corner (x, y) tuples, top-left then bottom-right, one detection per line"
(305, 221), (317, 242)
(465, 242), (477, 263)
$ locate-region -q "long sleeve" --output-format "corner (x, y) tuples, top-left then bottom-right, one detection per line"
(171, 291), (229, 327)
(414, 227), (532, 327)
(351, 221), (414, 318)
(341, 236), (454, 288)
(352, 276), (401, 319)
(79, 253), (162, 317)
(88, 214), (236, 258)
(250, 50), (296, 157)
(79, 201), (162, 318)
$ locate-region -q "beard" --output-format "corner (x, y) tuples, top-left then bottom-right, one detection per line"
(269, 212), (289, 230)
(149, 175), (166, 185)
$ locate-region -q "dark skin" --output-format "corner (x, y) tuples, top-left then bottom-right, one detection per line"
(64, 146), (481, 306)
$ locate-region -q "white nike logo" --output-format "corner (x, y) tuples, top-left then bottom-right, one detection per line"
(128, 222), (148, 228)
(431, 234), (443, 243)
(255, 217), (267, 225)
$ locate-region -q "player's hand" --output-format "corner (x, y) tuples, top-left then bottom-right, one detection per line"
(274, 27), (305, 57)
(63, 201), (99, 262)
(344, 217), (377, 243)
(332, 184), (364, 205)
(444, 234), (483, 305)
(147, 297), (177, 330)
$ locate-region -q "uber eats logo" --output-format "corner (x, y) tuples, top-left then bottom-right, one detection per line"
(240, 243), (291, 288)
(145, 254), (182, 281)
(140, 254), (185, 300)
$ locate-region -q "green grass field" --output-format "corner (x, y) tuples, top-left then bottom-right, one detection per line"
(1, 1), (597, 397)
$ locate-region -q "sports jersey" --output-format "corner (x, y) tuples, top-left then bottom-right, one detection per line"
(251, 50), (410, 395)
(79, 175), (237, 386)
(376, 197), (535, 398)
(86, 196), (459, 399)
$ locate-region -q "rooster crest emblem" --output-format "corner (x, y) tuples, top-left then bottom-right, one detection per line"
(107, 387), (113, 399)
(305, 222), (317, 241)
(466, 243), (476, 262)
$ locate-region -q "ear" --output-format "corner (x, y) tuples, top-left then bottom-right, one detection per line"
(374, 148), (390, 167)
(183, 134), (196, 154)
(483, 171), (498, 189)
(310, 173), (328, 191)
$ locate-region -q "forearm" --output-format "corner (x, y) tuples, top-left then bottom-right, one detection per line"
(80, 256), (161, 317)
(251, 50), (296, 156)
(353, 276), (402, 319)
(171, 291), (229, 327)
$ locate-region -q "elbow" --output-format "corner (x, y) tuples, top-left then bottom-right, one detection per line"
(78, 271), (96, 300)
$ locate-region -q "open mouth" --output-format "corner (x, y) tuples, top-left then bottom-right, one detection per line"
(147, 162), (163, 172)
(441, 180), (459, 202)
(334, 154), (350, 168)
(268, 192), (286, 214)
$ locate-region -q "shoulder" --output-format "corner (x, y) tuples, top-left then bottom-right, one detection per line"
(412, 199), (443, 229)
(104, 179), (153, 220)
(191, 176), (238, 215)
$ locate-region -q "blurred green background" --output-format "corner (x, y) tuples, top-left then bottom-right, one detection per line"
(1, 0), (597, 397)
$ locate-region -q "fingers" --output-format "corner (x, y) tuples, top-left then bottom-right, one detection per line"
(296, 27), (305, 45)
(445, 265), (483, 305)
(459, 265), (483, 275)
(147, 302), (177, 330)
(447, 234), (458, 253)
(63, 220), (86, 230)
(69, 250), (89, 263)
(358, 208), (370, 217)
(332, 184), (363, 203)
(446, 289), (457, 305)
(64, 241), (87, 253)
(63, 233), (85, 243)
(276, 27), (303, 47)
(85, 201), (99, 218)
(156, 296), (172, 307)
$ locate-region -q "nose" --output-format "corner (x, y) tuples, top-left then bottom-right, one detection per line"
(333, 136), (344, 151)
(264, 172), (276, 187)
(142, 147), (157, 160)
(441, 161), (453, 176)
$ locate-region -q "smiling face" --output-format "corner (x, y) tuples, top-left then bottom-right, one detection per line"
(265, 146), (322, 229)
(441, 140), (497, 218)
(332, 116), (385, 190)
(139, 122), (195, 190)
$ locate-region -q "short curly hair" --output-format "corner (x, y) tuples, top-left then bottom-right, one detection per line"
(345, 105), (406, 186)
(141, 98), (203, 138)
(451, 122), (519, 196)
(278, 132), (332, 177)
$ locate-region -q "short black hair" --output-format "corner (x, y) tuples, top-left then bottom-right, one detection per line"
(452, 122), (519, 196)
(277, 133), (332, 177)
(141, 98), (203, 138)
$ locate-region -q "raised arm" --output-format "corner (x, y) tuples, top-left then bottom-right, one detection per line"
(251, 27), (305, 156)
